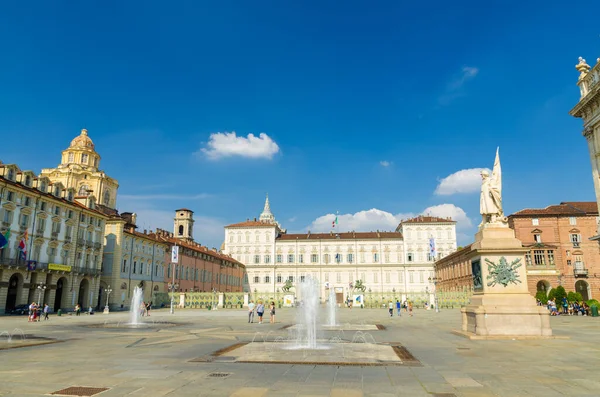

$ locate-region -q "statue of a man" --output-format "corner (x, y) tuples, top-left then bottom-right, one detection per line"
(480, 148), (505, 226)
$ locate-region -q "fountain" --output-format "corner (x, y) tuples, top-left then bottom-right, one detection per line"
(129, 286), (144, 325)
(326, 288), (337, 326)
(292, 276), (320, 349)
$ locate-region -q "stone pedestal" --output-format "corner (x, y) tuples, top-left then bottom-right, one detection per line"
(460, 224), (552, 338)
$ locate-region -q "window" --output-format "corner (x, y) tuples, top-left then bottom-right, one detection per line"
(361, 272), (365, 282)
(276, 254), (282, 263)
(276, 274), (282, 283)
(566, 250), (571, 258)
(19, 214), (29, 227)
(570, 234), (581, 246)
(419, 271), (424, 283)
(264, 276), (270, 283)
(2, 210), (12, 223)
(121, 259), (127, 272)
(54, 205), (60, 215)
(81, 153), (88, 164)
(533, 250), (545, 266)
(324, 254), (330, 263)
(264, 255), (271, 263)
(534, 234), (542, 243)
(373, 253), (379, 263)
(40, 182), (46, 192)
(298, 254), (304, 263)
(6, 191), (14, 202)
(407, 253), (413, 262)
(567, 259), (572, 266)
(569, 217), (577, 225)
(335, 253), (341, 264)
(300, 275), (305, 282)
(67, 210), (73, 219)
(103, 190), (110, 206)
(409, 272), (413, 283)
(288, 275), (294, 282)
(133, 261), (137, 273)
(532, 218), (539, 226)
(288, 254), (294, 263)
(373, 273), (378, 283)
(347, 253), (354, 263)
(94, 157), (98, 167)
(253, 276), (260, 283)
(311, 254), (318, 263)
(336, 273), (341, 282)
(245, 234), (250, 243)
(385, 272), (391, 283)
(574, 255), (584, 270)
(7, 169), (14, 180)
(254, 255), (260, 264)
(398, 271), (404, 282)
(548, 250), (555, 266)
(68, 152), (74, 162)
(24, 197), (31, 207)
(255, 235), (260, 242)
(324, 273), (329, 282)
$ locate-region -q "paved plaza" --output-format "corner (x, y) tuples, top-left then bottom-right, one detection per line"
(0, 307), (599, 396)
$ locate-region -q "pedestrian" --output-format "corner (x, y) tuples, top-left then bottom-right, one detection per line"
(269, 301), (276, 324)
(256, 301), (265, 324)
(408, 301), (413, 317)
(388, 301), (394, 317)
(402, 300), (408, 312)
(75, 304), (81, 316)
(396, 299), (401, 316)
(146, 301), (152, 316)
(140, 302), (146, 317)
(248, 300), (255, 323)
(43, 304), (50, 320)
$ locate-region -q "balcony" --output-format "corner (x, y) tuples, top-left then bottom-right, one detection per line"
(2, 221), (10, 228)
(573, 242), (581, 248)
(65, 236), (71, 243)
(574, 267), (589, 278)
(34, 230), (44, 238)
(75, 266), (101, 276)
(51, 232), (59, 240)
(77, 238), (85, 246)
(94, 242), (102, 250)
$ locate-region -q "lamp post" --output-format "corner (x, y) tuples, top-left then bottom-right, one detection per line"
(169, 282), (178, 314)
(428, 276), (439, 313)
(212, 288), (217, 310)
(37, 283), (47, 306)
(103, 286), (112, 314)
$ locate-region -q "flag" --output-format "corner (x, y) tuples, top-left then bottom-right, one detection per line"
(429, 237), (436, 259)
(335, 253), (341, 263)
(332, 213), (338, 228)
(27, 260), (37, 271)
(18, 230), (28, 261)
(0, 228), (10, 249)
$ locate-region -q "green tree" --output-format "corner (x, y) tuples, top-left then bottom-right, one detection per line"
(535, 290), (547, 303)
(567, 291), (583, 303)
(554, 286), (567, 303)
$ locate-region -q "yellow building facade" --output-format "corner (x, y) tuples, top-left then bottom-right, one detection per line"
(40, 129), (119, 209)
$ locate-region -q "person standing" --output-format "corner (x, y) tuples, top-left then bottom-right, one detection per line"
(269, 301), (276, 324)
(396, 300), (401, 316)
(146, 301), (152, 316)
(408, 301), (413, 317)
(256, 301), (265, 324)
(247, 300), (256, 323)
(388, 301), (393, 317)
(75, 304), (81, 316)
(43, 304), (50, 320)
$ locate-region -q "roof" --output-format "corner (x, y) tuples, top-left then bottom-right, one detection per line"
(151, 232), (245, 268)
(124, 229), (169, 245)
(175, 208), (194, 213)
(225, 220), (278, 228)
(400, 215), (456, 224)
(277, 231), (403, 240)
(510, 202), (598, 217)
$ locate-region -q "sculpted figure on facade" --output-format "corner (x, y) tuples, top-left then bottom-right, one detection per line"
(480, 147), (507, 227)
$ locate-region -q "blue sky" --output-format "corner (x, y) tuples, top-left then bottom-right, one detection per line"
(1, 1), (599, 248)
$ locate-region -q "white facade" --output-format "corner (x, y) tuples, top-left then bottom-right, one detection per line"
(222, 197), (457, 302)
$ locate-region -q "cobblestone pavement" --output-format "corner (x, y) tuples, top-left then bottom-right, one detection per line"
(0, 307), (598, 396)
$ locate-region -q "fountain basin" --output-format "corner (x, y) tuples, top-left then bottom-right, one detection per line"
(287, 323), (381, 331)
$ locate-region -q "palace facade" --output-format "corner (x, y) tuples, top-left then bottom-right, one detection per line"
(222, 196), (457, 303)
(0, 161), (108, 314)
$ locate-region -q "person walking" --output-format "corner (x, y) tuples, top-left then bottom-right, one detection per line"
(146, 301), (152, 316)
(43, 304), (50, 320)
(408, 301), (413, 317)
(396, 299), (401, 316)
(248, 300), (256, 323)
(388, 301), (394, 317)
(75, 304), (81, 316)
(256, 301), (265, 324)
(269, 301), (276, 324)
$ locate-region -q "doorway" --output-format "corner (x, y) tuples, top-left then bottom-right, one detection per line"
(55, 278), (66, 311)
(576, 280), (590, 301)
(78, 279), (90, 308)
(5, 274), (20, 312)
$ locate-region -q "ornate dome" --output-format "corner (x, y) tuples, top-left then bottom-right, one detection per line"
(69, 129), (95, 150)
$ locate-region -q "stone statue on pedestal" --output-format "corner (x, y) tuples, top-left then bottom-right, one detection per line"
(480, 148), (507, 227)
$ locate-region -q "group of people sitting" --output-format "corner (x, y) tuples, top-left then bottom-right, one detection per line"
(540, 297), (592, 316)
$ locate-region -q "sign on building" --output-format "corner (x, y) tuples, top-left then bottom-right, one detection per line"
(171, 245), (179, 263)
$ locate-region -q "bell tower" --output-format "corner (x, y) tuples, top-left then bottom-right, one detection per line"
(174, 209), (194, 243)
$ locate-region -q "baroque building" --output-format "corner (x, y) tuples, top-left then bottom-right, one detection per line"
(435, 202), (599, 301)
(222, 196), (457, 303)
(40, 129), (119, 209)
(101, 212), (168, 309)
(570, 56), (600, 240)
(0, 161), (108, 314)
(152, 209), (247, 294)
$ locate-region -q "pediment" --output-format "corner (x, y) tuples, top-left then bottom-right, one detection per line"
(531, 228), (543, 234)
(569, 228), (580, 233)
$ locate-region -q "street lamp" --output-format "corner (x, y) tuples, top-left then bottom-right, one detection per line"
(428, 276), (439, 313)
(37, 283), (47, 306)
(103, 286), (113, 314)
(169, 282), (178, 314)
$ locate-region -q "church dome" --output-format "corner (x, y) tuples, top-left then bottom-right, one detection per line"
(69, 129), (95, 150)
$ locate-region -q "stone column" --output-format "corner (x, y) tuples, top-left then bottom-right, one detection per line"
(243, 293), (249, 307)
(218, 292), (224, 308)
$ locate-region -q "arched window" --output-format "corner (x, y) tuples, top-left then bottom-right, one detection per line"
(68, 152), (74, 163)
(78, 185), (89, 196)
(103, 190), (110, 206)
(178, 225), (184, 236)
(81, 154), (89, 164)
(24, 175), (31, 186)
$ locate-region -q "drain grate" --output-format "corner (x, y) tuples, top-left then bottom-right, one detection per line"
(207, 372), (232, 378)
(375, 324), (386, 330)
(51, 386), (109, 396)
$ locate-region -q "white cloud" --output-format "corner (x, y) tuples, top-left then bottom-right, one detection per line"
(438, 66), (479, 105)
(197, 131), (280, 160)
(379, 160), (391, 167)
(434, 168), (490, 195)
(422, 203), (472, 229)
(306, 204), (472, 234)
(288, 216), (297, 223)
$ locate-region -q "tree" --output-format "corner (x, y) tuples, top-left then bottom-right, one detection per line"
(535, 290), (547, 303)
(567, 291), (583, 303)
(554, 286), (567, 303)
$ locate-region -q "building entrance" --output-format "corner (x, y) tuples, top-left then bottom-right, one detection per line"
(5, 274), (19, 311)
